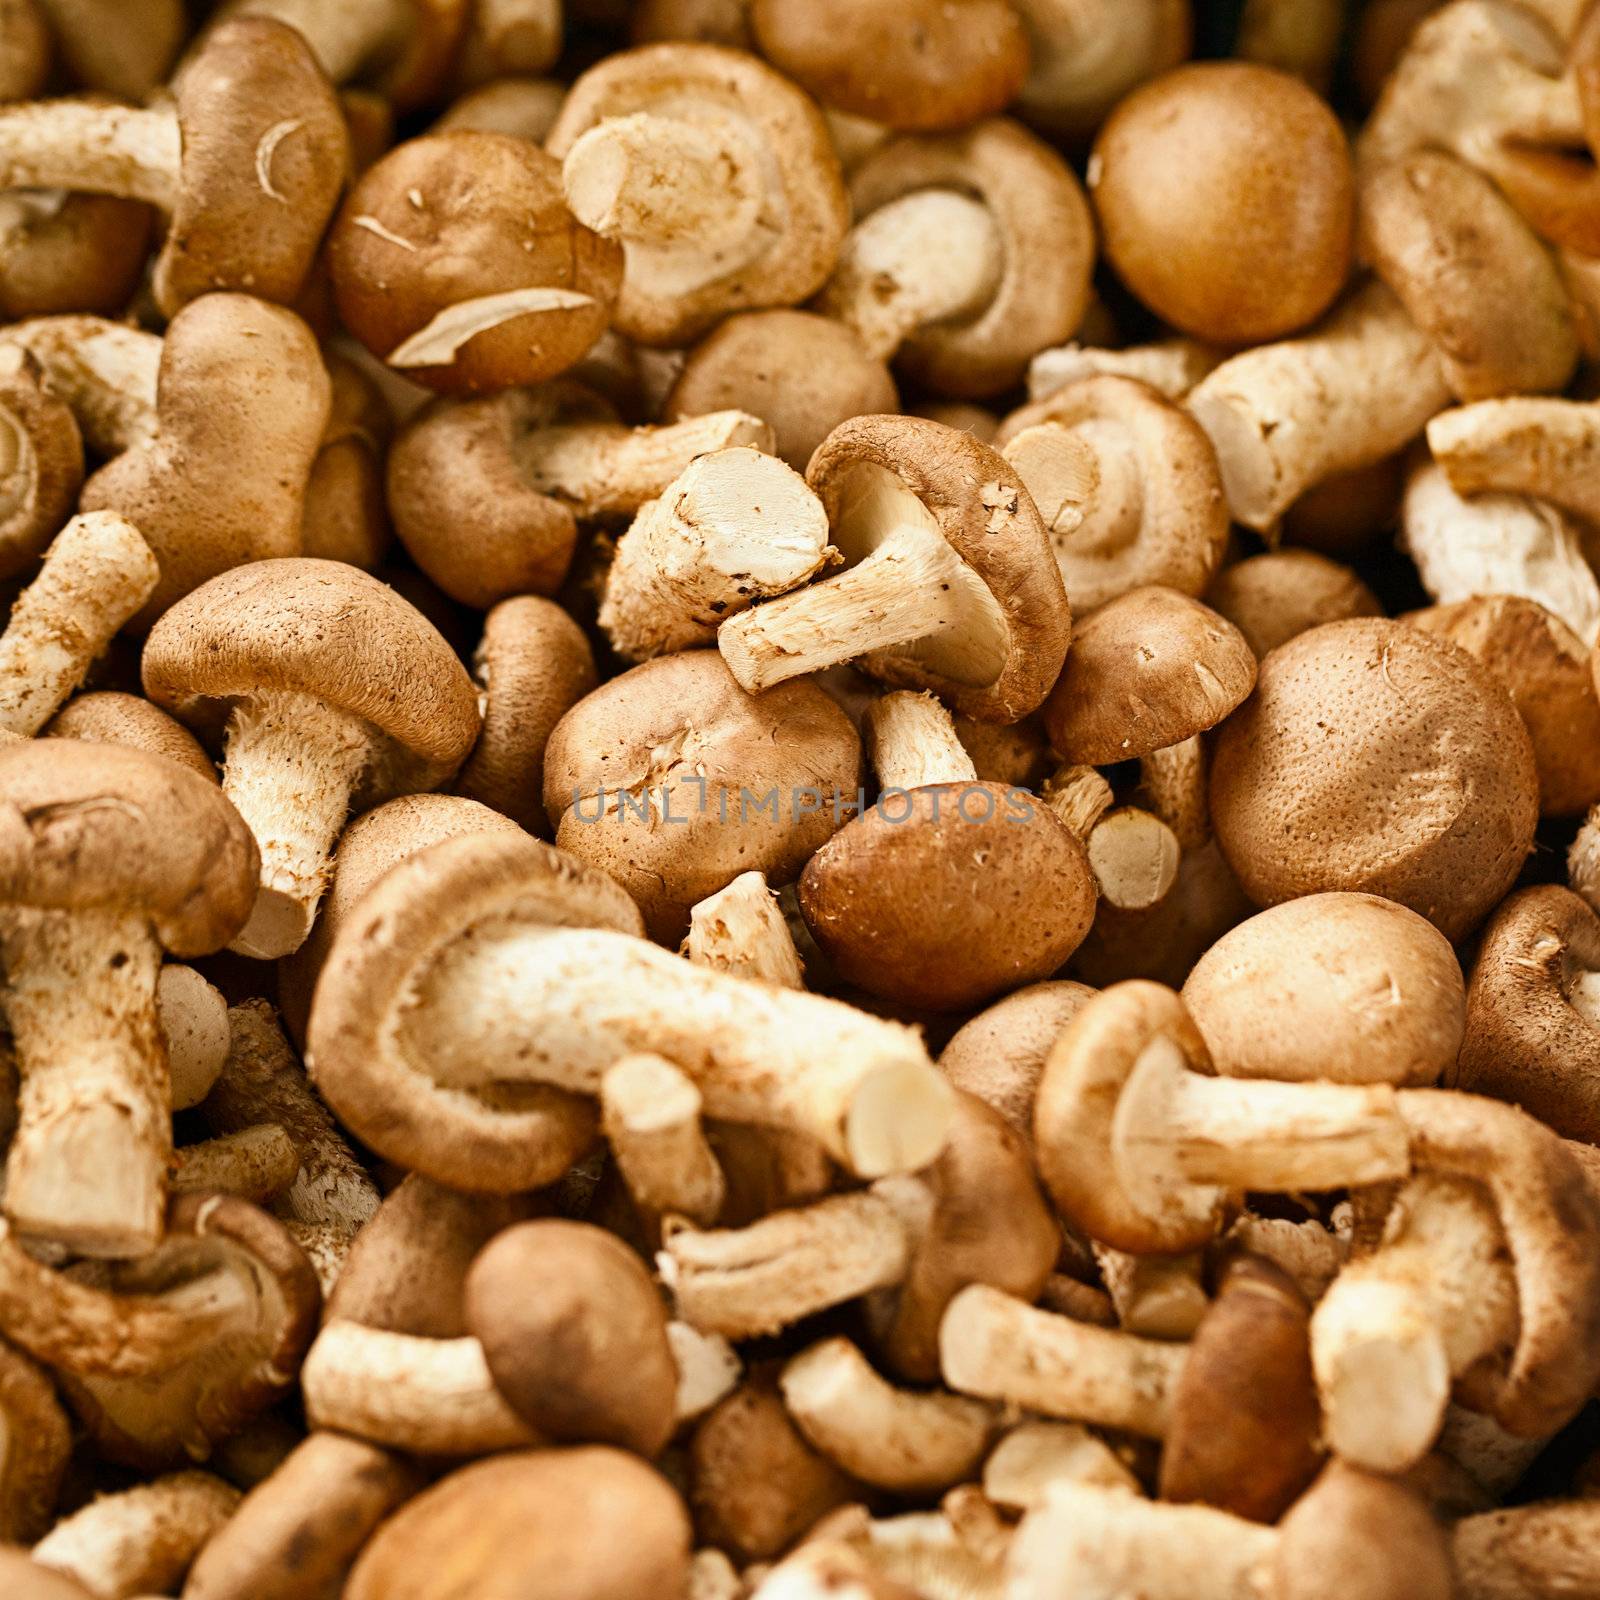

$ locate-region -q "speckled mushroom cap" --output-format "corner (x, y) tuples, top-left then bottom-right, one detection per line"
(545, 43), (849, 347)
(1452, 885), (1600, 1144)
(806, 414), (1071, 722)
(1183, 893), (1466, 1087)
(0, 345), (82, 582)
(43, 692), (216, 782)
(329, 132), (623, 394)
(1210, 618), (1540, 943)
(845, 119), (1094, 398)
(156, 19), (349, 316)
(1205, 550), (1382, 660)
(799, 784), (1097, 1012)
(1042, 587), (1256, 765)
(141, 559), (480, 793)
(0, 740), (256, 955)
(543, 649), (861, 942)
(750, 0), (1029, 130)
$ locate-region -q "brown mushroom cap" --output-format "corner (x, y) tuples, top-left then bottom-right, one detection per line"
(345, 1448), (691, 1600)
(43, 692), (215, 781)
(1182, 893), (1466, 1088)
(544, 650), (862, 942)
(0, 740), (256, 955)
(1090, 61), (1354, 342)
(667, 310), (897, 470)
(1206, 550), (1383, 660)
(156, 19), (349, 316)
(0, 192), (153, 321)
(1407, 595), (1600, 818)
(299, 348), (394, 571)
(141, 559), (480, 791)
(1452, 885), (1600, 1145)
(1159, 1254), (1322, 1522)
(329, 132), (622, 394)
(1210, 619), (1540, 943)
(0, 346), (81, 582)
(465, 1219), (678, 1456)
(749, 0), (1029, 131)
(798, 784), (1097, 1012)
(1042, 587), (1256, 765)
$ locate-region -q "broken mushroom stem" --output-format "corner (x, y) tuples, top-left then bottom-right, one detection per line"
(681, 871), (807, 990)
(601, 1050), (727, 1227)
(866, 689), (976, 792)
(169, 1122), (300, 1206)
(0, 96), (182, 211)
(1042, 765), (1180, 912)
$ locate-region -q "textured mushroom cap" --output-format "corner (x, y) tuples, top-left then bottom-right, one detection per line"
(1206, 550), (1383, 660)
(0, 346), (82, 582)
(1408, 595), (1600, 818)
(329, 132), (622, 393)
(1160, 1255), (1322, 1522)
(142, 559), (480, 780)
(1211, 619), (1540, 942)
(1453, 886), (1600, 1144)
(465, 1220), (678, 1456)
(807, 415), (1071, 722)
(667, 310), (897, 470)
(544, 650), (862, 942)
(1360, 150), (1578, 401)
(44, 692), (215, 781)
(938, 979), (1097, 1140)
(0, 1550), (91, 1600)
(1091, 62), (1354, 342)
(0, 193), (153, 322)
(1274, 1464), (1453, 1600)
(847, 119), (1094, 398)
(751, 0), (1028, 130)
(1042, 587), (1256, 764)
(798, 784), (1096, 1012)
(1183, 893), (1466, 1088)
(157, 19), (349, 315)
(344, 1448), (691, 1600)
(0, 740), (256, 955)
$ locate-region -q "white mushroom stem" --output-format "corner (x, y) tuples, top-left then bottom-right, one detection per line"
(669, 1320), (742, 1426)
(0, 909), (167, 1257)
(779, 1337), (997, 1493)
(31, 1471), (240, 1599)
(520, 409), (773, 520)
(400, 926), (952, 1176)
(0, 512), (157, 737)
(866, 690), (977, 791)
(659, 1188), (915, 1338)
(1399, 458), (1600, 646)
(1001, 422), (1100, 544)
(220, 689), (377, 960)
(982, 1420), (1144, 1513)
(3, 316), (160, 456)
(1428, 397), (1600, 529)
(0, 98), (182, 211)
(940, 1284), (1188, 1438)
(169, 1123), (299, 1204)
(1453, 1501), (1600, 1600)
(1092, 1244), (1209, 1339)
(681, 871), (807, 990)
(1028, 338), (1223, 403)
(1571, 806), (1600, 917)
(1043, 763), (1114, 836)
(1186, 281), (1452, 532)
(1311, 1172), (1518, 1473)
(563, 110), (766, 258)
(225, 0), (410, 85)
(1139, 736), (1209, 851)
(1042, 765), (1180, 912)
(1437, 1404), (1549, 1500)
(601, 1052), (726, 1226)
(817, 190), (1004, 361)
(599, 446), (834, 661)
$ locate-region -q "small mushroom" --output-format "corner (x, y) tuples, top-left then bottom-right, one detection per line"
(720, 415), (1071, 720)
(450, 0), (562, 85)
(34, 0), (186, 100)
(0, 345), (81, 583)
(328, 131), (622, 394)
(141, 558), (480, 959)
(1205, 550), (1382, 660)
(0, 19), (347, 314)
(430, 74), (568, 140)
(1211, 618), (1540, 942)
(44, 692), (214, 780)
(0, 195), (152, 327)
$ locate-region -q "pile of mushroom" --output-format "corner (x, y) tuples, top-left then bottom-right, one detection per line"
(6, 3), (1600, 1598)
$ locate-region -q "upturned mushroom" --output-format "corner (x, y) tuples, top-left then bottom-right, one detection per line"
(0, 346), (80, 583)
(141, 558), (480, 959)
(0, 19), (347, 314)
(1211, 618), (1540, 941)
(0, 740), (256, 1256)
(719, 415), (1070, 720)
(797, 691), (1097, 1011)
(546, 43), (850, 347)
(328, 130), (622, 394)
(0, 314), (160, 460)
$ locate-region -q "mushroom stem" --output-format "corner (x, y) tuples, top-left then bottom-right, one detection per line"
(0, 98), (181, 210)
(3, 315), (160, 456)
(220, 690), (377, 960)
(941, 1284), (1188, 1438)
(1083, 806), (1182, 912)
(681, 871), (806, 990)
(818, 190), (1004, 361)
(1029, 337), (1222, 403)
(399, 924), (952, 1176)
(1140, 736), (1210, 851)
(222, 0), (410, 86)
(1428, 397), (1600, 530)
(1451, 1500), (1600, 1600)
(669, 1319), (743, 1425)
(0, 512), (157, 736)
(0, 908), (167, 1256)
(601, 1052), (726, 1226)
(1311, 1172), (1518, 1472)
(1044, 763), (1114, 836)
(170, 1123), (300, 1205)
(865, 691), (977, 791)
